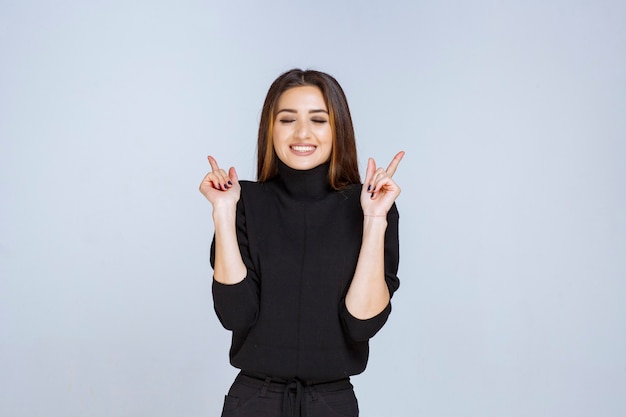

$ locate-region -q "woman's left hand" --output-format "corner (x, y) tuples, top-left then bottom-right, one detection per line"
(360, 151), (404, 217)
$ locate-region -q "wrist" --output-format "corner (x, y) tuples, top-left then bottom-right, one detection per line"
(212, 203), (237, 221)
(363, 214), (388, 230)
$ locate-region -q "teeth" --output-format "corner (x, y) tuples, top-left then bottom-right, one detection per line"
(292, 145), (316, 152)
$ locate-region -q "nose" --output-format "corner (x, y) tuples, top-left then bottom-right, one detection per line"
(294, 120), (311, 140)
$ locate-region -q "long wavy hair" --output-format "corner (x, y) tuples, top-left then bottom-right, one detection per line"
(256, 69), (360, 189)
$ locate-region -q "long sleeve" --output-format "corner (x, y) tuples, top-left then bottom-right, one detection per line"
(209, 171), (400, 380)
(340, 204), (400, 342)
(211, 197), (260, 332)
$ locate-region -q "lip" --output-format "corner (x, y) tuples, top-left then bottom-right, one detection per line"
(289, 144), (317, 156)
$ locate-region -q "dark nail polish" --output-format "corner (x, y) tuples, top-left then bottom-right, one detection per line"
(370, 192), (375, 199)
(367, 185), (371, 191)
(224, 184), (228, 189)
(228, 181), (233, 185)
(217, 184), (222, 190)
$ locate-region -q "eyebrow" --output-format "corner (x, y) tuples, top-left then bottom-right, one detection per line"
(276, 108), (329, 115)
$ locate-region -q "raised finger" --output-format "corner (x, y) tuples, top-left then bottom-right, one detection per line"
(207, 155), (221, 172)
(385, 151), (405, 178)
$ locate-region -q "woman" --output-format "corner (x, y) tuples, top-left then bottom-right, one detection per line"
(199, 69), (404, 417)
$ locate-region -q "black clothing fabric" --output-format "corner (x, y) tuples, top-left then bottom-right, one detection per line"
(211, 161), (400, 381)
(221, 372), (358, 417)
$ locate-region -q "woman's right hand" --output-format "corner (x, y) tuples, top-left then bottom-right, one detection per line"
(201, 156), (247, 286)
(199, 155), (241, 208)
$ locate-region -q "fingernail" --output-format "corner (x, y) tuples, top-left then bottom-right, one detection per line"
(370, 192), (375, 199)
(224, 183), (228, 189)
(367, 185), (371, 191)
(228, 181), (233, 185)
(217, 184), (222, 190)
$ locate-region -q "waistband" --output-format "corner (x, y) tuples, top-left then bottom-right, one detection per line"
(237, 371), (352, 417)
(239, 371), (351, 390)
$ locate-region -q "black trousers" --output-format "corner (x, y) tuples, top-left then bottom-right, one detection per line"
(220, 372), (359, 417)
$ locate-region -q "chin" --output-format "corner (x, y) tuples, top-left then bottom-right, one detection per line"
(294, 161), (325, 170)
(279, 157), (319, 170)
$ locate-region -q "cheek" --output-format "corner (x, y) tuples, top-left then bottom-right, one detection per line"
(322, 137), (333, 158)
(317, 126), (333, 144)
(271, 128), (284, 148)
(273, 124), (291, 141)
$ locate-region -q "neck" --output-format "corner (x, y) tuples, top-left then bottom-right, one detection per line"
(276, 160), (331, 200)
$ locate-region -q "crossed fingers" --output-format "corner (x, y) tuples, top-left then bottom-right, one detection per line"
(367, 151), (404, 198)
(206, 155), (233, 190)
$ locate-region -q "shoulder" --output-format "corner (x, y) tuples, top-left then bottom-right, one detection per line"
(239, 179), (276, 201)
(239, 179), (258, 190)
(239, 180), (267, 191)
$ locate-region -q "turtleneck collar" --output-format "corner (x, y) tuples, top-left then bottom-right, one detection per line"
(276, 160), (332, 201)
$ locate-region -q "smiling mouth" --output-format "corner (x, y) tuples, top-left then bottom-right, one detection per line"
(290, 145), (316, 152)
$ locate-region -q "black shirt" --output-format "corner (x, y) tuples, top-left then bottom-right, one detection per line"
(211, 161), (400, 381)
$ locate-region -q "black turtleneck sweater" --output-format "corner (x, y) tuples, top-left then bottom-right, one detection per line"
(211, 161), (400, 381)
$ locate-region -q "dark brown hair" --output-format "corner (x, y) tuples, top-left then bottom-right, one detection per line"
(257, 69), (360, 189)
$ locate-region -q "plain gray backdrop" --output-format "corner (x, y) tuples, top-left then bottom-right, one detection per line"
(1, 1), (625, 416)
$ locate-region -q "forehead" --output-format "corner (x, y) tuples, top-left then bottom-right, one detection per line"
(277, 86), (327, 109)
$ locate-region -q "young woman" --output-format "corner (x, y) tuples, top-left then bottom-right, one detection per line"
(199, 69), (404, 417)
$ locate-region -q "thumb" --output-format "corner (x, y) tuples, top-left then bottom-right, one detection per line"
(364, 158), (376, 187)
(228, 166), (239, 183)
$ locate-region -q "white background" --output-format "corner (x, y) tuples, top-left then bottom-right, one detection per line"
(1, 1), (625, 416)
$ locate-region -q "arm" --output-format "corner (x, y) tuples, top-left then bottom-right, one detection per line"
(200, 156), (258, 331)
(345, 215), (391, 318)
(342, 152), (403, 340)
(212, 200), (246, 285)
(200, 156), (246, 284)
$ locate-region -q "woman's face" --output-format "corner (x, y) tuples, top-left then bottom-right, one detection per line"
(272, 86), (333, 171)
